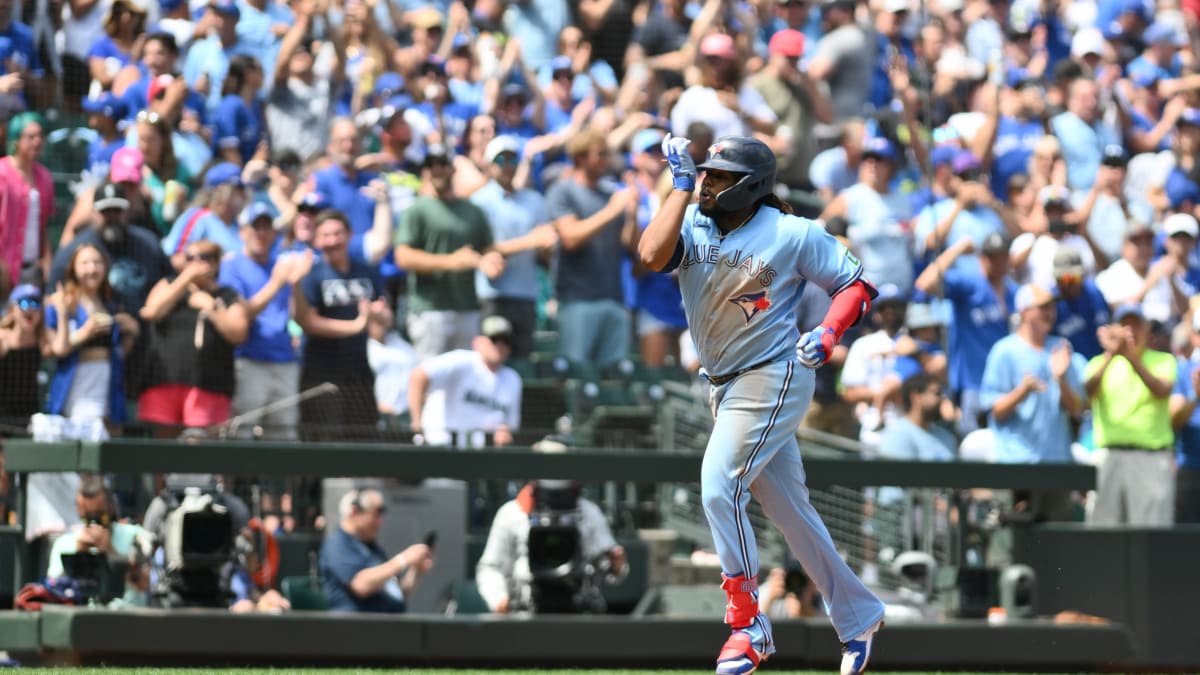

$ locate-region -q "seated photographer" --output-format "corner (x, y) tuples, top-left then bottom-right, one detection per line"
(319, 489), (434, 613)
(475, 476), (626, 614)
(46, 474), (143, 580)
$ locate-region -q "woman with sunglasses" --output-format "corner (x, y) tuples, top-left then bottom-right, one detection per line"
(138, 240), (249, 435)
(44, 245), (138, 429)
(0, 285), (46, 429)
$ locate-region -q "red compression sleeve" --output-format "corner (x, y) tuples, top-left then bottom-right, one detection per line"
(820, 280), (874, 340)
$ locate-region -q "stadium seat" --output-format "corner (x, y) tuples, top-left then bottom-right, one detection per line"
(520, 378), (567, 433)
(448, 579), (490, 615)
(280, 575), (328, 611)
(563, 380), (657, 448)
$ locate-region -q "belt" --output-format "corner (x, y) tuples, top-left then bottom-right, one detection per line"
(707, 359), (774, 386)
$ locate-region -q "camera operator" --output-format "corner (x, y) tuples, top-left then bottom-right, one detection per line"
(475, 477), (626, 614)
(319, 489), (434, 613)
(46, 474), (144, 581)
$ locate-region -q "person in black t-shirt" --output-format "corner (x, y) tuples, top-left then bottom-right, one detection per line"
(0, 285), (45, 431)
(137, 240), (250, 435)
(295, 210), (388, 440)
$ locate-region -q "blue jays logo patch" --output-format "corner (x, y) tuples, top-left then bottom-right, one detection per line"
(729, 291), (771, 323)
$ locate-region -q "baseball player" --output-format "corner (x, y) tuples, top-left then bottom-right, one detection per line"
(638, 134), (886, 675)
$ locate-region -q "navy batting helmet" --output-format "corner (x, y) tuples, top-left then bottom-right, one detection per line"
(697, 136), (776, 212)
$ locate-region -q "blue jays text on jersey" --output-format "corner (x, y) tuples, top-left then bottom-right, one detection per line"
(680, 245), (779, 286)
(665, 204), (865, 377)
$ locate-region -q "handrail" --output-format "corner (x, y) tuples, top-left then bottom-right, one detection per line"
(2, 439), (1097, 490)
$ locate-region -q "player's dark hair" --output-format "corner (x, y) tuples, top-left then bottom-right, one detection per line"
(760, 193), (794, 215)
(901, 373), (937, 411)
(314, 209), (351, 231)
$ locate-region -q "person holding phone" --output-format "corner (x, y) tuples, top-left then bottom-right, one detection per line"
(319, 489), (435, 613)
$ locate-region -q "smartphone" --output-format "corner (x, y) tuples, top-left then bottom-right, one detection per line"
(424, 530), (438, 550)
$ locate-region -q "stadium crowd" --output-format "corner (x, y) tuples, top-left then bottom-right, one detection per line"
(1, 0), (1200, 594)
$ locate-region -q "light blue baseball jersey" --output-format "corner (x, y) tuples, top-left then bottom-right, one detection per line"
(664, 204), (865, 378)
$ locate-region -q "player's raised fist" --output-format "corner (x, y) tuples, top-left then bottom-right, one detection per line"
(661, 133), (696, 192)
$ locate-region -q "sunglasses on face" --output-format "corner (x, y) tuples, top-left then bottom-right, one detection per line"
(553, 70), (573, 81)
(493, 154), (519, 167)
(16, 298), (41, 311)
(185, 252), (218, 263)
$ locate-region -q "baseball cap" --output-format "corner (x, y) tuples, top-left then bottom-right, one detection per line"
(82, 92), (126, 118)
(1113, 302), (1145, 323)
(980, 232), (1010, 255)
(1165, 212), (1200, 238)
(159, 0), (185, 12)
(238, 201), (277, 227)
(768, 29), (806, 58)
(110, 147), (144, 184)
(204, 162), (244, 189)
(951, 150), (981, 176)
(1052, 247), (1085, 278)
(1038, 184), (1071, 208)
(874, 283), (907, 305)
(1101, 144), (1128, 167)
(1179, 108), (1200, 127)
(1125, 219), (1155, 240)
(481, 315), (514, 340)
(1014, 283), (1056, 312)
(8, 284), (41, 306)
(297, 191), (329, 212)
(147, 73), (175, 103)
(423, 142), (453, 166)
(861, 136), (896, 160)
(906, 302), (944, 330)
(931, 145), (959, 168)
(419, 55), (447, 77)
(500, 82), (527, 102)
(700, 33), (737, 60)
(882, 0), (909, 12)
(208, 0), (239, 18)
(1143, 21), (1179, 45)
(632, 128), (666, 154)
(373, 72), (406, 100)
(484, 135), (521, 163)
(94, 182), (131, 212)
(549, 55), (573, 74)
(1070, 27), (1105, 59)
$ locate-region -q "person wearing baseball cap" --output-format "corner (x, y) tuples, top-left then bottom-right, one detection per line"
(160, 161), (248, 266)
(673, 31), (780, 142)
(408, 314), (523, 448)
(979, 281), (1083, 472)
(914, 150), (1006, 270)
(82, 93), (128, 185)
(465, 136), (558, 359)
(217, 198), (309, 440)
(1088, 298), (1177, 526)
(182, 0), (243, 113)
(915, 230), (1016, 434)
(0, 283), (45, 420)
(749, 27), (829, 193)
(1052, 247), (1110, 359)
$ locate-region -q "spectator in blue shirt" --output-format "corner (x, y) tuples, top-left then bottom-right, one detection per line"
(161, 162), (247, 267)
(306, 118), (378, 251)
(183, 0), (250, 115)
(1053, 247), (1110, 360)
(1050, 78), (1119, 192)
(914, 151), (1009, 273)
(82, 93), (127, 187)
(213, 54), (266, 164)
(980, 283), (1085, 465)
(219, 201), (313, 440)
(0, 0), (45, 98)
(1170, 312), (1200, 523)
(86, 0), (147, 92)
(319, 488), (434, 613)
(916, 233), (1017, 434)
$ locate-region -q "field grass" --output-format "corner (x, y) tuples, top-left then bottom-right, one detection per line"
(11, 662), (1070, 667)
